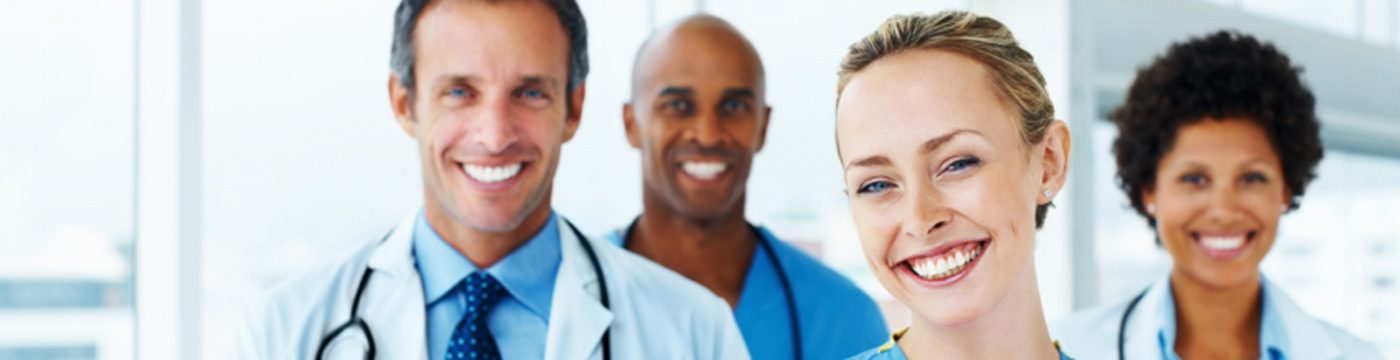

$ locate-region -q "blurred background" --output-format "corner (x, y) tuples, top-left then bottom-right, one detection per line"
(2, 0), (1397, 359)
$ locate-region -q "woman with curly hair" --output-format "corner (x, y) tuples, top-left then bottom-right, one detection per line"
(1051, 30), (1382, 359)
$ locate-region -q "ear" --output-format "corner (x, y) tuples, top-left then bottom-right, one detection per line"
(754, 105), (773, 153)
(1142, 185), (1157, 217)
(389, 73), (417, 139)
(1037, 120), (1072, 204)
(562, 82), (586, 143)
(622, 101), (642, 149)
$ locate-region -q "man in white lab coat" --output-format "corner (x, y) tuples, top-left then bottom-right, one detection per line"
(234, 0), (749, 359)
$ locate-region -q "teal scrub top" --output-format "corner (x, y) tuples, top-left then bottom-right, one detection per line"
(607, 224), (888, 359)
(846, 328), (1075, 360)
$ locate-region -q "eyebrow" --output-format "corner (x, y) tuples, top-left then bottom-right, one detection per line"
(843, 129), (979, 170)
(658, 86), (693, 96)
(431, 75), (559, 88)
(722, 88), (755, 99)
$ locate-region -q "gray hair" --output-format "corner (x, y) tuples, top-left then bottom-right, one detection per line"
(390, 0), (589, 103)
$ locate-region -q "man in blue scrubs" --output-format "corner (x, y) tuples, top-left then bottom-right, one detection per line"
(611, 14), (888, 360)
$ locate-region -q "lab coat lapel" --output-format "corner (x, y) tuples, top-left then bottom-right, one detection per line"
(1123, 275), (1172, 359)
(361, 212), (429, 359)
(1265, 277), (1343, 359)
(544, 216), (614, 360)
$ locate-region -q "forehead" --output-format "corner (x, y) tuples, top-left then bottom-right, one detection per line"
(836, 49), (1019, 160)
(414, 0), (570, 82)
(1163, 118), (1279, 167)
(634, 27), (764, 96)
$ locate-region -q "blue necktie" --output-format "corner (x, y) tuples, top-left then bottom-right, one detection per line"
(446, 271), (506, 360)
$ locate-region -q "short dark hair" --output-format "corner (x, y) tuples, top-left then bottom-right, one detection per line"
(390, 0), (589, 101)
(1111, 30), (1323, 230)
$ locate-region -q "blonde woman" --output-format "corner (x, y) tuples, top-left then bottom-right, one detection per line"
(835, 11), (1072, 360)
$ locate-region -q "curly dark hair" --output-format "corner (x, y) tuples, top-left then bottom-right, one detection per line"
(1111, 30), (1323, 230)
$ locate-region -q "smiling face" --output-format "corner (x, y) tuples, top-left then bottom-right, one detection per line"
(391, 0), (582, 234)
(837, 49), (1059, 327)
(624, 19), (769, 220)
(1146, 118), (1288, 289)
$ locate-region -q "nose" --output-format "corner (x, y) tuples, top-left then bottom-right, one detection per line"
(1203, 183), (1247, 224)
(473, 95), (519, 154)
(686, 110), (726, 148)
(902, 184), (952, 237)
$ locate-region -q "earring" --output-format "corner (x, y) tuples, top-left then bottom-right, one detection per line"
(1280, 204), (1289, 212)
(1043, 190), (1053, 198)
(1146, 204), (1156, 215)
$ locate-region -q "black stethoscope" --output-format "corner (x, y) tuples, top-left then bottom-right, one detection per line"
(1117, 287), (1150, 360)
(620, 217), (804, 360)
(316, 219), (611, 360)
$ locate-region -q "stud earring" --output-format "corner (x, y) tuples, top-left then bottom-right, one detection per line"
(1146, 204), (1156, 215)
(1280, 204), (1289, 212)
(1043, 190), (1053, 198)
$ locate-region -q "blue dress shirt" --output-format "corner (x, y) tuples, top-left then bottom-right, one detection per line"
(414, 209), (561, 360)
(1155, 276), (1289, 360)
(607, 224), (888, 359)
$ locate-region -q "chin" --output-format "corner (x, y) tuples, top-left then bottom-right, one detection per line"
(908, 287), (998, 328)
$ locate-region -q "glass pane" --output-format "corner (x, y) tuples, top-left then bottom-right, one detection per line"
(0, 1), (136, 360)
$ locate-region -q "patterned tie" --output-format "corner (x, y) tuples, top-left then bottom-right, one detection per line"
(445, 271), (507, 360)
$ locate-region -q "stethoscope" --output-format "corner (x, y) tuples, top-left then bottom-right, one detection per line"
(1117, 287), (1150, 360)
(316, 219), (611, 360)
(620, 217), (804, 360)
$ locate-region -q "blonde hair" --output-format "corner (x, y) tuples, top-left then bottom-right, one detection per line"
(837, 10), (1053, 147)
(836, 10), (1056, 227)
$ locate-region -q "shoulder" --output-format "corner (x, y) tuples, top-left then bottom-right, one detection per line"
(593, 236), (730, 314)
(1315, 321), (1385, 359)
(761, 231), (889, 338)
(1049, 294), (1134, 358)
(235, 237), (381, 358)
(764, 231), (881, 313)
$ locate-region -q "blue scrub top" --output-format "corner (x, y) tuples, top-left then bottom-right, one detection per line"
(607, 224), (888, 359)
(847, 328), (1075, 360)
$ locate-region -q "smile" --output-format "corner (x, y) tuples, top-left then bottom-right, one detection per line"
(1192, 231), (1254, 259)
(899, 239), (989, 284)
(462, 162), (524, 184)
(680, 161), (727, 180)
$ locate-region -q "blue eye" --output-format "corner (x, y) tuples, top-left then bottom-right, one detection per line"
(667, 99), (691, 112)
(449, 88), (468, 97)
(522, 89), (545, 99)
(857, 181), (893, 194)
(723, 100), (748, 112)
(1180, 173), (1207, 185)
(945, 157), (980, 172)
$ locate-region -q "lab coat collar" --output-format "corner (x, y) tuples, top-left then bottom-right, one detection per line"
(544, 216), (614, 360)
(368, 211), (420, 279)
(1125, 273), (1345, 360)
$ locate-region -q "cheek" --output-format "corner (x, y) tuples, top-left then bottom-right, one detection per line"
(852, 201), (899, 262)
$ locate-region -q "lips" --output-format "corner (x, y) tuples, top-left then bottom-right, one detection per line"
(1192, 231), (1254, 259)
(896, 239), (990, 287)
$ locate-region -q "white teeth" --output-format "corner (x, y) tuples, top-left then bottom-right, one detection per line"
(462, 162), (522, 183)
(908, 243), (984, 280)
(1200, 235), (1246, 250)
(681, 161), (727, 179)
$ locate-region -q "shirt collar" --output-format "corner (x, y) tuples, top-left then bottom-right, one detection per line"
(1155, 273), (1289, 360)
(412, 208), (562, 320)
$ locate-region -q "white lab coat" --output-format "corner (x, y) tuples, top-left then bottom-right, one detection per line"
(1050, 274), (1383, 359)
(235, 212), (751, 360)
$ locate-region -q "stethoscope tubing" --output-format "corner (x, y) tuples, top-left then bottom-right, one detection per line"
(317, 219), (609, 360)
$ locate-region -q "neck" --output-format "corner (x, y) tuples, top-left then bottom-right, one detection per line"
(628, 188), (756, 308)
(898, 262), (1059, 360)
(1169, 269), (1263, 359)
(424, 190), (554, 270)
